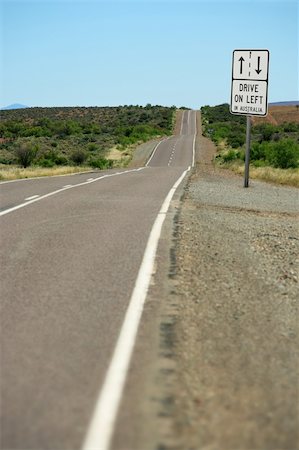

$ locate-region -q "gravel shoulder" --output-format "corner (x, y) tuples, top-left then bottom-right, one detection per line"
(113, 114), (299, 450)
(158, 120), (299, 449)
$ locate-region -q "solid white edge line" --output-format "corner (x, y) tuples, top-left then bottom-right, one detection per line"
(0, 168), (146, 217)
(81, 166), (190, 450)
(145, 136), (171, 167)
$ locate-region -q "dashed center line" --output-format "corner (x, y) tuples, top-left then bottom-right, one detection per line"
(168, 138), (181, 166)
(0, 168), (146, 217)
(25, 195), (40, 201)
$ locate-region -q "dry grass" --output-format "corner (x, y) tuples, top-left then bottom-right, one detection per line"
(250, 166), (299, 187)
(252, 104), (299, 126)
(0, 165), (93, 181)
(222, 161), (299, 187)
(106, 146), (132, 167)
(107, 142), (144, 168)
(106, 146), (123, 161)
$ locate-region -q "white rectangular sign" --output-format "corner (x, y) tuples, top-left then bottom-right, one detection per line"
(230, 49), (269, 116)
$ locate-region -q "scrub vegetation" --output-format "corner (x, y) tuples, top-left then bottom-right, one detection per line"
(0, 105), (175, 179)
(201, 103), (299, 186)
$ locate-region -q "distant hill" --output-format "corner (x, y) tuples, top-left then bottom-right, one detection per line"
(1, 103), (29, 110)
(252, 103), (299, 126)
(269, 101), (299, 106)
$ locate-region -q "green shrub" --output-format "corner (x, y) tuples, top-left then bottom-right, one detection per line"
(266, 139), (299, 169)
(87, 143), (98, 152)
(222, 149), (238, 162)
(210, 124), (230, 142)
(89, 157), (113, 169)
(54, 154), (68, 165)
(14, 143), (38, 168)
(228, 133), (246, 148)
(273, 133), (281, 142)
(201, 104), (245, 124)
(236, 149), (245, 161)
(0, 156), (15, 165)
(251, 142), (268, 161)
(252, 159), (268, 168)
(70, 149), (87, 165)
(36, 149), (68, 166)
(255, 123), (277, 141)
(39, 158), (55, 168)
(282, 122), (299, 133)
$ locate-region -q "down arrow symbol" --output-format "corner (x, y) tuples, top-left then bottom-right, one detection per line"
(256, 56), (262, 74)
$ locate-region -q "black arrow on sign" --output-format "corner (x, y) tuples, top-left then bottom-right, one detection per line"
(256, 56), (262, 74)
(239, 56), (245, 74)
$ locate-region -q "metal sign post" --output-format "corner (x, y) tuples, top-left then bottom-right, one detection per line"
(230, 49), (269, 187)
(244, 116), (252, 188)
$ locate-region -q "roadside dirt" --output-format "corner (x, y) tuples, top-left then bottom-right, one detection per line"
(154, 119), (299, 450)
(113, 113), (299, 450)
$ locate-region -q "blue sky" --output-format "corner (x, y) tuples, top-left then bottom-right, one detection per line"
(0, 0), (298, 108)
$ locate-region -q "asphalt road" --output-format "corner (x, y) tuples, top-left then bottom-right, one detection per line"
(0, 110), (196, 450)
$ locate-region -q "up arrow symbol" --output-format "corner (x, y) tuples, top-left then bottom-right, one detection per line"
(239, 56), (245, 74)
(256, 56), (262, 74)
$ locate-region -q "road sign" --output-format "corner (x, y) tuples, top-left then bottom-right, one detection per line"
(230, 49), (269, 116)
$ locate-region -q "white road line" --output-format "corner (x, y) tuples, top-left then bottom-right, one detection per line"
(0, 170), (95, 185)
(25, 195), (40, 201)
(0, 168), (146, 217)
(148, 109), (185, 167)
(145, 137), (171, 167)
(82, 166), (191, 450)
(167, 135), (181, 167)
